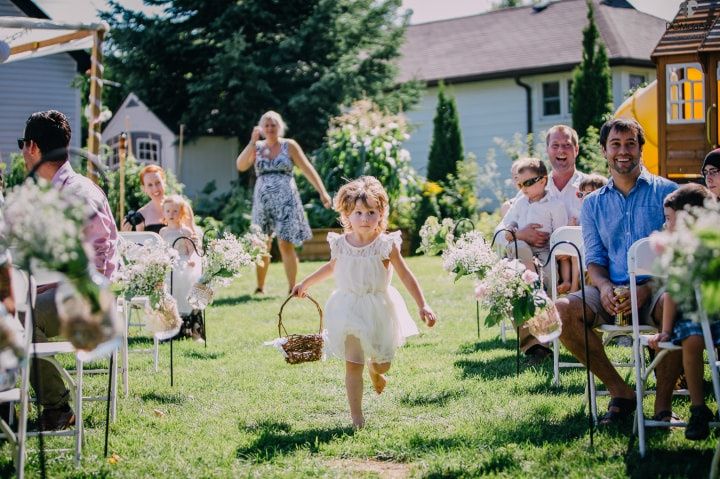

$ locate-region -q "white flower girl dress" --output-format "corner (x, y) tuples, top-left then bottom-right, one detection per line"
(324, 231), (419, 364)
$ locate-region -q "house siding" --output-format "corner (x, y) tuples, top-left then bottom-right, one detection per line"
(181, 136), (239, 199)
(0, 0), (82, 167)
(402, 65), (656, 207)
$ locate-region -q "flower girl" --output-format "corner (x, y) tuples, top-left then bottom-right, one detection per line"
(292, 176), (437, 428)
(159, 195), (203, 340)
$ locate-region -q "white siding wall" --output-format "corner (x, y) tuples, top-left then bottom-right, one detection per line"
(403, 65), (657, 205)
(0, 0), (82, 167)
(181, 136), (239, 198)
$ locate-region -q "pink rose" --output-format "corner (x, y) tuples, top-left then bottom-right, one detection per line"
(521, 269), (539, 285)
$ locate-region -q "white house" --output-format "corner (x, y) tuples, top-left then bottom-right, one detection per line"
(101, 92), (238, 198)
(397, 0), (667, 178)
(0, 0), (87, 165)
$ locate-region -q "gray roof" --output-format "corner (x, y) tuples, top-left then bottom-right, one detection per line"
(398, 0), (667, 84)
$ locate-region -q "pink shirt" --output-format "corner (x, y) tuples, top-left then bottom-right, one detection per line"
(51, 162), (119, 278)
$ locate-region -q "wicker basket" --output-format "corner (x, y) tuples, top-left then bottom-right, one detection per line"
(277, 294), (324, 364)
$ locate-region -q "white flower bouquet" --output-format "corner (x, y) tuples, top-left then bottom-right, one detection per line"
(650, 200), (720, 318)
(417, 216), (455, 256)
(188, 232), (254, 309)
(114, 237), (181, 333)
(474, 259), (559, 340)
(441, 230), (497, 281)
(1, 179), (119, 351)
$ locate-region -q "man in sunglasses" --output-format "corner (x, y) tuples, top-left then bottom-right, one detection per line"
(555, 117), (680, 426)
(19, 110), (118, 430)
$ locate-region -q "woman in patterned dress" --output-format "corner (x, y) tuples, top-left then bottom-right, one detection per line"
(236, 111), (332, 293)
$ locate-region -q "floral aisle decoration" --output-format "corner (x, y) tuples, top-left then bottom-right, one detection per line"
(441, 230), (497, 281)
(240, 225), (270, 265)
(474, 260), (561, 341)
(187, 232), (254, 310)
(114, 238), (180, 333)
(650, 201), (720, 317)
(1, 179), (120, 352)
(416, 216), (455, 256)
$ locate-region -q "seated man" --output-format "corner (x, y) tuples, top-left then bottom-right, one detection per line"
(556, 117), (680, 425)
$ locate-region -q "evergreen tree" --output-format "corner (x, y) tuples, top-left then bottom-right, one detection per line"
(100, 0), (420, 151)
(571, 0), (613, 139)
(426, 82), (463, 182)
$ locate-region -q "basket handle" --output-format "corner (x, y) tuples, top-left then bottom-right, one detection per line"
(277, 294), (324, 338)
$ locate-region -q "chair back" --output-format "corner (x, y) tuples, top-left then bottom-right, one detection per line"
(119, 231), (163, 246)
(627, 237), (662, 279)
(549, 226), (584, 259)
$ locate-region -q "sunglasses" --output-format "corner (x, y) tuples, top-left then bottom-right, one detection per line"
(17, 138), (29, 149)
(517, 176), (546, 189)
(703, 167), (720, 178)
(576, 190), (592, 199)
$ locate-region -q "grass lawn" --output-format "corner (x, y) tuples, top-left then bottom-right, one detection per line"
(1, 255), (717, 477)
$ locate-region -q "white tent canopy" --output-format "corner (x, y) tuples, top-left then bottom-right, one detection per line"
(0, 16), (107, 64)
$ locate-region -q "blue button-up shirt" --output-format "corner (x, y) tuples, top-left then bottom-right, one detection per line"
(580, 168), (677, 285)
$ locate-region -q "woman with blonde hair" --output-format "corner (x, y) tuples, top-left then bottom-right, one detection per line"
(236, 110), (332, 293)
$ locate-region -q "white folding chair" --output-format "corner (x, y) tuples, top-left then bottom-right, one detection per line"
(549, 226), (584, 386)
(119, 232), (181, 387)
(0, 268), (33, 478)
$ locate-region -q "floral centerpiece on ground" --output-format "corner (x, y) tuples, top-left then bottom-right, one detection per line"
(441, 230), (496, 281)
(416, 216), (455, 256)
(187, 232), (254, 309)
(1, 179), (120, 351)
(474, 260), (561, 341)
(114, 237), (180, 333)
(650, 200), (720, 317)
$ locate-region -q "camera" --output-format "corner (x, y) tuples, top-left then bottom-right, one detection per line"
(124, 210), (144, 229)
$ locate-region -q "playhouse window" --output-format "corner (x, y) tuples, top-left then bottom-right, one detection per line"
(137, 138), (160, 164)
(542, 81), (561, 116)
(667, 63), (704, 124)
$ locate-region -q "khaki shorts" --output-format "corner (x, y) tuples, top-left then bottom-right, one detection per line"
(568, 280), (664, 328)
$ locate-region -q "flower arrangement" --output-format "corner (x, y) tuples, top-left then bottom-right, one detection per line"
(416, 216), (455, 256)
(650, 200), (720, 317)
(1, 179), (119, 351)
(240, 225), (270, 266)
(114, 237), (181, 333)
(473, 259), (560, 340)
(187, 232), (254, 309)
(441, 230), (496, 281)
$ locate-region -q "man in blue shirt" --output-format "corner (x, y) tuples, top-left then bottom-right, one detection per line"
(557, 118), (680, 425)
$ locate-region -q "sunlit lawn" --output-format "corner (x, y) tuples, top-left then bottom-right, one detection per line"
(1, 255), (717, 477)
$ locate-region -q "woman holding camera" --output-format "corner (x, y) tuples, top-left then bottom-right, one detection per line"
(236, 110), (332, 294)
(121, 164), (166, 233)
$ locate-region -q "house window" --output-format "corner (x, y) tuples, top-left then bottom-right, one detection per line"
(542, 81), (561, 116)
(666, 63), (704, 124)
(137, 138), (160, 164)
(629, 74), (645, 90)
(567, 79), (573, 112)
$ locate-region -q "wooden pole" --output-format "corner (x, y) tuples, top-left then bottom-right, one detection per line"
(87, 28), (104, 181)
(118, 132), (127, 220)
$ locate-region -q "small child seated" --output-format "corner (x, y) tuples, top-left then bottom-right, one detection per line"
(159, 195), (204, 341)
(567, 173), (608, 291)
(497, 157), (569, 290)
(648, 183), (716, 439)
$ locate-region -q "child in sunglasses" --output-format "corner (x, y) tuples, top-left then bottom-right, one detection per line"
(574, 174), (608, 214)
(497, 157), (569, 291)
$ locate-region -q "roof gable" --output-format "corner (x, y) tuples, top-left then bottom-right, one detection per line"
(102, 92), (176, 138)
(398, 0), (666, 84)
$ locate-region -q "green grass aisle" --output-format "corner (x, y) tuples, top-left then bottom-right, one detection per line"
(1, 256), (716, 477)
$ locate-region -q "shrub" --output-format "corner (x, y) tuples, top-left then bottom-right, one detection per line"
(301, 99), (421, 230)
(427, 82), (463, 182)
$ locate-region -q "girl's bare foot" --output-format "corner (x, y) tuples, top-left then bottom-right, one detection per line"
(557, 281), (571, 294)
(367, 361), (387, 394)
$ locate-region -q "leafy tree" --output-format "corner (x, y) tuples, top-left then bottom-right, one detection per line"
(101, 0), (420, 152)
(492, 0), (526, 9)
(427, 82), (463, 182)
(577, 125), (608, 175)
(571, 0), (613, 139)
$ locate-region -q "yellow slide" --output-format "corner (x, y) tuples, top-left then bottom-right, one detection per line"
(614, 80), (659, 174)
